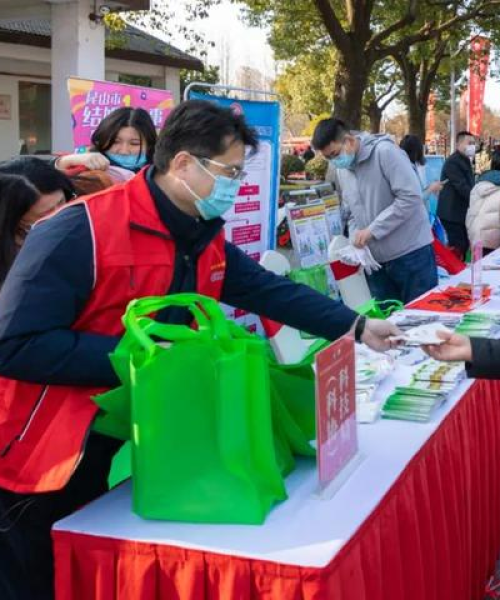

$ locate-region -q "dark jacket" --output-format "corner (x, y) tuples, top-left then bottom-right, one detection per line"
(0, 167), (357, 387)
(438, 151), (475, 224)
(467, 338), (500, 380)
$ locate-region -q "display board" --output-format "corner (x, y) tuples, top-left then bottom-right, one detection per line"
(67, 77), (174, 152)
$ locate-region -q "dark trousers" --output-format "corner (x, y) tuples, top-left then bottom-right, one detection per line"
(0, 432), (122, 600)
(440, 219), (469, 260)
(367, 244), (438, 304)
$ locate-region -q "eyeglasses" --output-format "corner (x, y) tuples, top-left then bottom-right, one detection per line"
(194, 156), (247, 181)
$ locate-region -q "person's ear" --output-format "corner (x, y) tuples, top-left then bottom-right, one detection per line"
(170, 151), (193, 176)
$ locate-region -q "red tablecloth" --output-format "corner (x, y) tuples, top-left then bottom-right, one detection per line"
(53, 379), (500, 600)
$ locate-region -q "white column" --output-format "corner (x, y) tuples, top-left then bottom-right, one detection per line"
(164, 66), (181, 105)
(51, 0), (105, 152)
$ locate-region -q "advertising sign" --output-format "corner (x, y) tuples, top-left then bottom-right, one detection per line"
(315, 335), (358, 491)
(68, 77), (175, 151)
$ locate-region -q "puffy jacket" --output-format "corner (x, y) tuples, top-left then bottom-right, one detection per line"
(466, 170), (500, 250)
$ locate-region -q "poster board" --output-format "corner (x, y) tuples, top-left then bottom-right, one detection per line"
(67, 77), (175, 152)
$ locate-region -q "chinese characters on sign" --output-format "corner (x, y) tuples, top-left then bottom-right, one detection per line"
(67, 78), (175, 151)
(315, 335), (358, 490)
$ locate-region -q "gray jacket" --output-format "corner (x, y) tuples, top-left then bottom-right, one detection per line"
(335, 133), (433, 263)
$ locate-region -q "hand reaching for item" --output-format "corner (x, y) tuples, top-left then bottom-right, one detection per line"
(422, 330), (473, 362)
(56, 152), (110, 172)
(361, 319), (402, 352)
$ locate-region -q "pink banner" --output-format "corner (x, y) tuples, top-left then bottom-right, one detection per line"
(67, 78), (175, 151)
(468, 37), (491, 137)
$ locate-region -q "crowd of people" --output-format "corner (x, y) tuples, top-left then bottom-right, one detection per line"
(0, 97), (498, 598)
(0, 100), (402, 600)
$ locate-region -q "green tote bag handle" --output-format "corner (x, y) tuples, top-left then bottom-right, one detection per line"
(124, 294), (232, 358)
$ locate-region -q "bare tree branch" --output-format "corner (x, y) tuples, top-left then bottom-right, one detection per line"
(380, 0), (500, 58)
(374, 80), (395, 103)
(366, 0), (418, 52)
(380, 89), (400, 110)
(312, 0), (350, 53)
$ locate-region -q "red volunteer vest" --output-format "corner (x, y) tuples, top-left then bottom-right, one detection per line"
(0, 171), (226, 493)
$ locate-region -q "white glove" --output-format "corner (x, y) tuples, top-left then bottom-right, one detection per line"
(336, 245), (381, 275)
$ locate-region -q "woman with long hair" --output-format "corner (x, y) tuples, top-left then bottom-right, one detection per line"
(55, 107), (157, 181)
(0, 174), (40, 284)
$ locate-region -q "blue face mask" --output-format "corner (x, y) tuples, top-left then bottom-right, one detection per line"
(330, 153), (356, 170)
(184, 159), (241, 220)
(106, 152), (147, 171)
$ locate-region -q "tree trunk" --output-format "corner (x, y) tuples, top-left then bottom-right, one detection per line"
(408, 103), (427, 141)
(366, 102), (383, 133)
(401, 60), (427, 141)
(333, 51), (369, 129)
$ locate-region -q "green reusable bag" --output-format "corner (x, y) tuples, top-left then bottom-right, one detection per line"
(93, 311), (171, 441)
(289, 265), (329, 295)
(124, 293), (287, 524)
(268, 342), (321, 475)
(355, 298), (404, 319)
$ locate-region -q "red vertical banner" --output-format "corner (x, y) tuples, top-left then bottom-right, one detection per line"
(469, 37), (491, 137)
(315, 335), (358, 490)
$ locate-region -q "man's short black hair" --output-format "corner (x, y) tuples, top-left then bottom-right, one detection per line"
(312, 118), (348, 151)
(457, 130), (473, 144)
(154, 100), (259, 173)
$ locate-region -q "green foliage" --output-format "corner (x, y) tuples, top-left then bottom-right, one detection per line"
(305, 155), (328, 180)
(275, 48), (336, 118)
(280, 154), (305, 179)
(302, 113), (331, 137)
(180, 65), (220, 96)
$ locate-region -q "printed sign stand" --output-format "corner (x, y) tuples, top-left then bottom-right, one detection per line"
(315, 335), (364, 499)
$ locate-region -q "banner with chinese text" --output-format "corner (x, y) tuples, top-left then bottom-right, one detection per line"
(67, 77), (175, 152)
(315, 335), (358, 490)
(469, 37), (491, 137)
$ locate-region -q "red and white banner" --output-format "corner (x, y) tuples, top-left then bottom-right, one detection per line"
(469, 37), (491, 136)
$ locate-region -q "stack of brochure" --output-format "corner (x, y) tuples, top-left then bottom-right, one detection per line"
(355, 346), (393, 423)
(382, 359), (466, 423)
(455, 312), (500, 339)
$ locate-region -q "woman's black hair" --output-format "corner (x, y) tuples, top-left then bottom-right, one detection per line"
(399, 134), (426, 165)
(0, 174), (40, 285)
(491, 150), (500, 171)
(0, 157), (75, 200)
(91, 107), (157, 164)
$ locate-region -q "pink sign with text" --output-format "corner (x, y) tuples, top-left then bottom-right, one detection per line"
(67, 77), (174, 151)
(315, 336), (358, 488)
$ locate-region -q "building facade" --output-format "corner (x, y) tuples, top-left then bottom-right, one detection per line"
(0, 0), (202, 159)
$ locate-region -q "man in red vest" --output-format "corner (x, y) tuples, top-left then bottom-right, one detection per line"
(0, 100), (398, 599)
